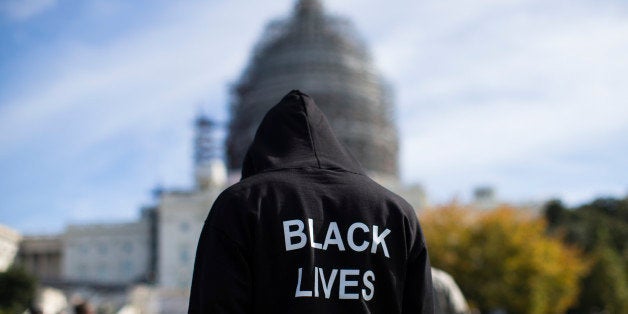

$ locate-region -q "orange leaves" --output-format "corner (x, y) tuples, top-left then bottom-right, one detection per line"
(420, 204), (587, 314)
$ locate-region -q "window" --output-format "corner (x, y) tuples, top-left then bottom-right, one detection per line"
(79, 244), (89, 254)
(122, 242), (133, 253)
(180, 248), (190, 263)
(120, 260), (133, 278)
(99, 264), (108, 280)
(77, 264), (87, 278)
(98, 243), (108, 255)
(180, 222), (190, 232)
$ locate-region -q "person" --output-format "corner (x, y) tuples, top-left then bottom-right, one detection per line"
(431, 268), (471, 314)
(74, 301), (95, 314)
(189, 90), (434, 313)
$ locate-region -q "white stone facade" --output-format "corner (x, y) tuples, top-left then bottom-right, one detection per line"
(62, 218), (150, 285)
(0, 223), (21, 271)
(157, 188), (222, 289)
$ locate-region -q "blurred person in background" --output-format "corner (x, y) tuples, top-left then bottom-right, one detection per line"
(74, 301), (95, 314)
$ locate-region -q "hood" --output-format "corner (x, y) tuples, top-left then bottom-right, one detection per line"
(241, 90), (364, 179)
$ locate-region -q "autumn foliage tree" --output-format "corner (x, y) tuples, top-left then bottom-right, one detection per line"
(421, 204), (587, 314)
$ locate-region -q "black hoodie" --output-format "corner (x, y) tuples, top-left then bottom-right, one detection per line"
(189, 90), (434, 313)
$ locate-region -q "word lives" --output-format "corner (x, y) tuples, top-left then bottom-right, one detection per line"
(295, 266), (375, 300)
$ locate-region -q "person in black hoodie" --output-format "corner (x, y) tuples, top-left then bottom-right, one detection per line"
(189, 90), (434, 313)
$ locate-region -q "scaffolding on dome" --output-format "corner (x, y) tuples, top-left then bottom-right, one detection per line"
(227, 0), (399, 179)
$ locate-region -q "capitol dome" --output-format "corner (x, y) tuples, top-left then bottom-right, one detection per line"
(227, 0), (399, 179)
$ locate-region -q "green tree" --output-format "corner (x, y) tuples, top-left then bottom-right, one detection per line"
(545, 199), (566, 227)
(0, 266), (37, 314)
(543, 197), (628, 312)
(551, 197), (628, 254)
(574, 234), (628, 313)
(422, 204), (587, 314)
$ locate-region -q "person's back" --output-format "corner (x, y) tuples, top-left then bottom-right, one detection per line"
(189, 90), (434, 313)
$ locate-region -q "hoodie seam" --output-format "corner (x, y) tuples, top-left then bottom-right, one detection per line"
(298, 93), (322, 169)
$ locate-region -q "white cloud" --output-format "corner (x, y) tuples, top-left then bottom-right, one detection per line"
(0, 1), (299, 232)
(355, 0), (628, 203)
(0, 1), (288, 157)
(0, 0), (57, 20)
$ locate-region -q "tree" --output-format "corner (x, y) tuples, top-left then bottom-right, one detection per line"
(572, 232), (628, 313)
(0, 266), (37, 314)
(545, 197), (628, 298)
(421, 204), (587, 314)
(545, 199), (566, 227)
(550, 197), (628, 253)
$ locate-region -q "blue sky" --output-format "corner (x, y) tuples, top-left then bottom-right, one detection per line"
(1, 0), (627, 234)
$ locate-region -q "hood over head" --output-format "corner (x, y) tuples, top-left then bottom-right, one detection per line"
(241, 90), (364, 179)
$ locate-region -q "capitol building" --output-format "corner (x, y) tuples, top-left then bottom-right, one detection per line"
(4, 1), (433, 313)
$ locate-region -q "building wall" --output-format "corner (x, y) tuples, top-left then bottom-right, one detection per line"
(157, 189), (221, 289)
(62, 218), (150, 285)
(0, 224), (21, 271)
